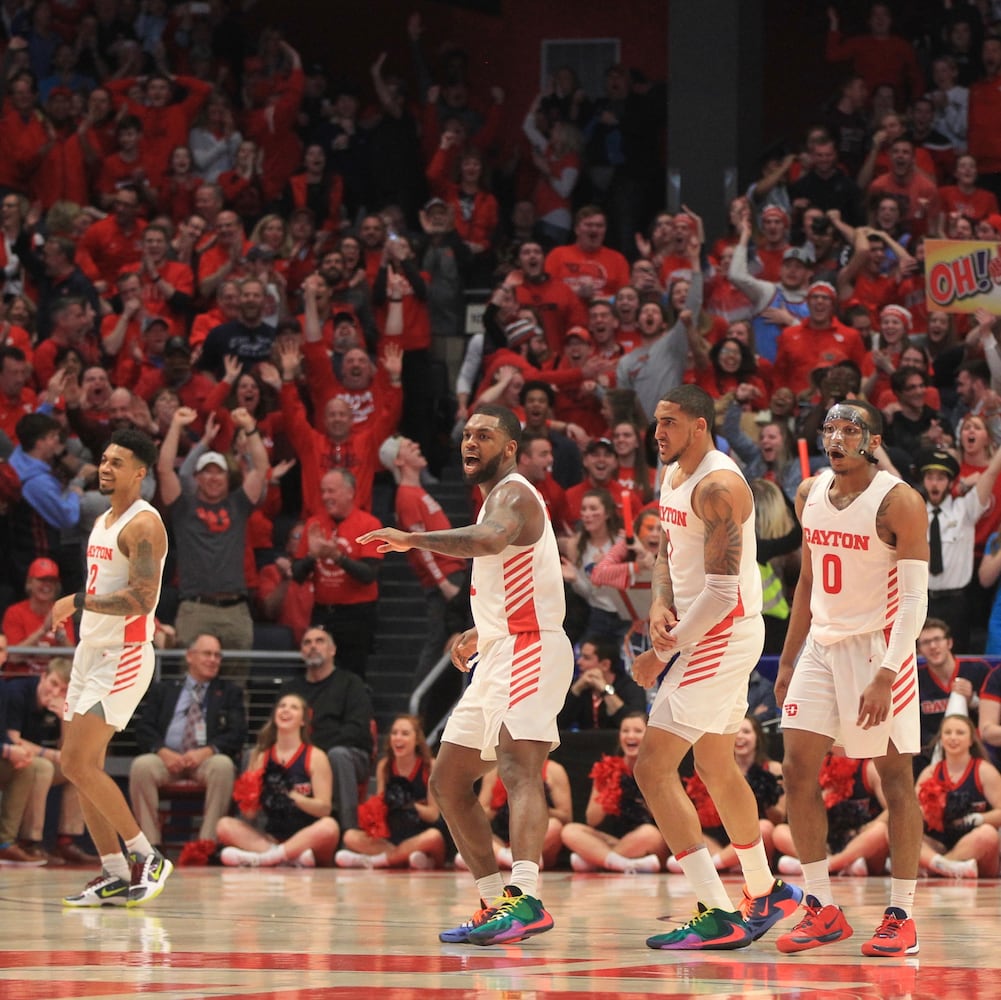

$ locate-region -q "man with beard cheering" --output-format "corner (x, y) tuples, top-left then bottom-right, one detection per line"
(357, 405), (573, 946)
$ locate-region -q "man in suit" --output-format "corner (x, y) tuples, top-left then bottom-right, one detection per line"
(128, 634), (247, 848)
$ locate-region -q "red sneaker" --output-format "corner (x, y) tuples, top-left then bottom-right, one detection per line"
(775, 894), (854, 954)
(860, 906), (919, 957)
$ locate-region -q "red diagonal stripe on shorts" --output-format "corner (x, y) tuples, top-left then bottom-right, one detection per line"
(512, 652), (542, 678)
(688, 640), (730, 668)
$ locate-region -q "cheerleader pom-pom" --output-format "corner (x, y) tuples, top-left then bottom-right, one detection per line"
(589, 755), (628, 816)
(357, 794), (390, 839)
(179, 839), (217, 867)
(233, 769), (263, 813)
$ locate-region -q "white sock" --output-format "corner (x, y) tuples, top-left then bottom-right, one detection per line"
(509, 860), (539, 897)
(102, 852), (130, 881)
(847, 856), (869, 877)
(259, 844), (287, 866)
(570, 852), (597, 872)
(124, 833), (153, 859)
(802, 859), (834, 907)
(370, 851), (389, 868)
(890, 878), (916, 914)
(777, 855), (803, 876)
(496, 846), (513, 868)
(476, 872), (505, 904)
(676, 845), (733, 911)
(623, 853), (661, 873)
(733, 838), (774, 897)
(603, 849), (632, 872)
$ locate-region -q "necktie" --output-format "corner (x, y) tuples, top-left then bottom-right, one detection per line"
(181, 683), (207, 752)
(929, 507), (943, 576)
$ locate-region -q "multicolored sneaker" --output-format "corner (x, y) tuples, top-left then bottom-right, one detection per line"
(860, 907), (919, 957)
(739, 878), (804, 941)
(775, 894), (854, 954)
(62, 871), (130, 907)
(438, 899), (498, 943)
(127, 848), (174, 907)
(646, 903), (753, 951)
(466, 886), (554, 946)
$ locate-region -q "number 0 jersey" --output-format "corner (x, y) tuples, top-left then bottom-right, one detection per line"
(80, 499), (166, 647)
(802, 469), (901, 645)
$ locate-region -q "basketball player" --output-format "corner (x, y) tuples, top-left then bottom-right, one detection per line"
(357, 405), (573, 946)
(50, 428), (172, 907)
(775, 399), (928, 956)
(630, 385), (803, 950)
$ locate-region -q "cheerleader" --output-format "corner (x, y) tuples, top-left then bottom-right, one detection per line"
(917, 714), (1001, 878)
(560, 713), (667, 873)
(667, 715), (784, 872)
(335, 715), (446, 870)
(218, 694), (340, 867)
(455, 760), (572, 871)
(773, 748), (888, 877)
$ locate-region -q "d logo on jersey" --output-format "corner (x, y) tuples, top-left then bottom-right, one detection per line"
(783, 702), (798, 717)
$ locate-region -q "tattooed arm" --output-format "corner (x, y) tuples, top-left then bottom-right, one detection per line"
(51, 512), (167, 626)
(648, 524), (677, 645)
(356, 480), (544, 556)
(657, 469), (749, 652)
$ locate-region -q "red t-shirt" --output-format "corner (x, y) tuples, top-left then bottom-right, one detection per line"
(297, 507), (384, 605)
(545, 243), (631, 301)
(772, 321), (867, 395)
(394, 484), (466, 590)
(78, 216), (147, 290)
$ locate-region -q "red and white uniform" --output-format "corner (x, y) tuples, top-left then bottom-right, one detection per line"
(660, 451), (761, 623)
(783, 469), (920, 757)
(801, 469), (899, 644)
(442, 472), (573, 760)
(65, 499), (166, 731)
(648, 450), (764, 739)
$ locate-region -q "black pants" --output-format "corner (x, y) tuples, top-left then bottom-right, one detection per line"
(312, 601), (378, 678)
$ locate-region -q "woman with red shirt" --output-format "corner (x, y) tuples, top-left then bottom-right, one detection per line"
(693, 336), (769, 410)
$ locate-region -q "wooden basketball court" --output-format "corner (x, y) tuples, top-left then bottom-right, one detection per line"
(0, 867), (992, 999)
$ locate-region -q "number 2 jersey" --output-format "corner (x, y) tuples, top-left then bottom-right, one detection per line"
(80, 498), (166, 647)
(802, 468), (902, 645)
(659, 449), (762, 625)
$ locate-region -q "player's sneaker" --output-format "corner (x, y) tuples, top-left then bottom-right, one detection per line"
(739, 878), (804, 941)
(62, 871), (130, 907)
(775, 894), (854, 953)
(127, 848), (173, 907)
(860, 907), (919, 957)
(438, 899), (498, 943)
(466, 886), (554, 946)
(646, 903), (753, 950)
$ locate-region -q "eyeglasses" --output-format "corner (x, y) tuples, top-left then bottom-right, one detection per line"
(903, 382), (925, 390)
(918, 636), (947, 645)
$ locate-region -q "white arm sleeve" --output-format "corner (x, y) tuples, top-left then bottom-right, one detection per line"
(878, 559), (929, 675)
(655, 574), (739, 660)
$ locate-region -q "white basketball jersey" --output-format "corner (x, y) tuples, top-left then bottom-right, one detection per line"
(469, 472), (566, 643)
(659, 449), (762, 621)
(80, 498), (166, 646)
(802, 469), (901, 645)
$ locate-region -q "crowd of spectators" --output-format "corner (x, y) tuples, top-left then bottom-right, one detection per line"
(6, 0), (1001, 869)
